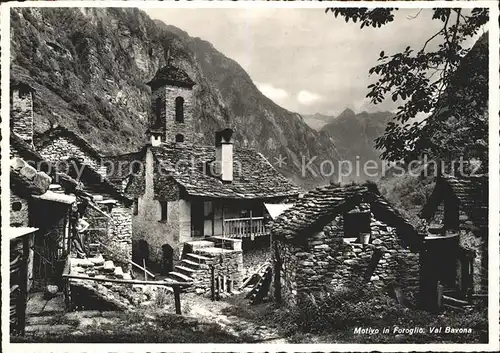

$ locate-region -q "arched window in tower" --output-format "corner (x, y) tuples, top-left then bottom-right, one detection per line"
(154, 98), (162, 128)
(175, 134), (185, 143)
(175, 97), (184, 123)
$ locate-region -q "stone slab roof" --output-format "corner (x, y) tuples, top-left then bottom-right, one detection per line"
(66, 158), (132, 205)
(10, 133), (44, 163)
(110, 143), (301, 200)
(146, 64), (195, 90)
(34, 124), (104, 160)
(420, 175), (488, 230)
(271, 182), (419, 246)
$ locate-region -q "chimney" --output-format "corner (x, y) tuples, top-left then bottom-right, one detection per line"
(215, 128), (234, 182)
(10, 82), (35, 146)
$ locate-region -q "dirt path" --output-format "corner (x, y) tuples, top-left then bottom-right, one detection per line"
(182, 292), (288, 343)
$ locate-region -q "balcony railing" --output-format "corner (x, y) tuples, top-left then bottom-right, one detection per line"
(223, 217), (267, 239)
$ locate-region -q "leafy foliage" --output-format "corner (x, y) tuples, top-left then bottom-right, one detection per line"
(327, 8), (489, 166)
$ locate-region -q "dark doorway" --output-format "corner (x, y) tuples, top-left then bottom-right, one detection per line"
(191, 200), (204, 237)
(133, 239), (150, 268)
(161, 244), (174, 275)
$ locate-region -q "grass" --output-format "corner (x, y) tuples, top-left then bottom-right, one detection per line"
(12, 309), (246, 343)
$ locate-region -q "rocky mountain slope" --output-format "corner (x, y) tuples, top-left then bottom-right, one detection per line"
(11, 8), (340, 187)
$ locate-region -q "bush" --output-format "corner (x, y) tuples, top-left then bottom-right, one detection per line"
(292, 284), (401, 333)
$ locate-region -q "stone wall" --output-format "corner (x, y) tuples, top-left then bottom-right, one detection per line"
(10, 193), (29, 227)
(242, 236), (271, 279)
(85, 202), (132, 271)
(190, 250), (243, 296)
(274, 213), (420, 306)
(108, 203), (133, 270)
(11, 88), (34, 145)
(459, 230), (487, 292)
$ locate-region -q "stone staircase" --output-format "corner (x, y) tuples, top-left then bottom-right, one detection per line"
(68, 254), (157, 310)
(166, 238), (243, 295)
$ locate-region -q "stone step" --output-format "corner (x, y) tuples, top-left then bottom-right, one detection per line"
(166, 271), (193, 283)
(175, 265), (199, 277)
(185, 253), (212, 264)
(196, 247), (234, 257)
(185, 240), (216, 251)
(180, 259), (203, 270)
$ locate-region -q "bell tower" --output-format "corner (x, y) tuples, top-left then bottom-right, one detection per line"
(146, 63), (195, 145)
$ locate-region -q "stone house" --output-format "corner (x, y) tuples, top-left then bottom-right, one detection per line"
(10, 79), (133, 274)
(270, 183), (421, 307)
(419, 175), (488, 301)
(10, 154), (75, 292)
(107, 64), (300, 290)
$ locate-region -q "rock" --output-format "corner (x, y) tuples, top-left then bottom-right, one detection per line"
(10, 157), (26, 171)
(103, 260), (115, 272)
(372, 239), (383, 245)
(44, 285), (59, 298)
(20, 164), (37, 180)
(122, 272), (132, 280)
(370, 275), (380, 281)
(313, 244), (330, 250)
(113, 266), (124, 278)
(90, 254), (105, 266)
(74, 258), (94, 268)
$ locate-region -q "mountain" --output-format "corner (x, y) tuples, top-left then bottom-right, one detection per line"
(302, 112), (336, 131)
(10, 8), (340, 187)
(319, 109), (395, 181)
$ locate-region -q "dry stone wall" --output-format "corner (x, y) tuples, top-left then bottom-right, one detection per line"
(275, 212), (420, 306)
(11, 89), (34, 145)
(190, 250), (243, 296)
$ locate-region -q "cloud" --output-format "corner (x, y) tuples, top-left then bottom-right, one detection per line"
(256, 82), (289, 102)
(297, 90), (322, 105)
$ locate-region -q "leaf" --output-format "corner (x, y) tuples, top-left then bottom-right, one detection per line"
(392, 94), (398, 102)
(380, 51), (385, 58)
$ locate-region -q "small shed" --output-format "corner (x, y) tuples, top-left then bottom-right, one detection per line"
(419, 175), (488, 299)
(270, 183), (422, 307)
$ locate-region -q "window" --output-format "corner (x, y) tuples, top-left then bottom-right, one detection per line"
(175, 134), (185, 143)
(343, 212), (371, 239)
(175, 97), (184, 122)
(160, 201), (168, 221)
(12, 201), (23, 212)
(154, 98), (162, 127)
(133, 199), (139, 216)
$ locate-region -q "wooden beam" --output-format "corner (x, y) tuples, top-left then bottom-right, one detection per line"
(63, 273), (192, 288)
(174, 287), (182, 314)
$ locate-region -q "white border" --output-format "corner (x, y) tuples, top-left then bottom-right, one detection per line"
(1, 1), (499, 352)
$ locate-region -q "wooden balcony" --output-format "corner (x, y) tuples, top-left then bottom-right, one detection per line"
(223, 217), (267, 240)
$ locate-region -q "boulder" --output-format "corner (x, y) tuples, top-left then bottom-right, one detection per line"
(372, 239), (383, 245)
(103, 260), (115, 272)
(90, 254), (105, 266)
(44, 284), (59, 298)
(113, 267), (124, 278)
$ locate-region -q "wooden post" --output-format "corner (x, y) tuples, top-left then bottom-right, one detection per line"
(250, 209), (254, 240)
(143, 258), (147, 281)
(173, 286), (181, 315)
(210, 266), (215, 301)
(273, 241), (282, 306)
(222, 204), (225, 237)
(437, 281), (444, 310)
(19, 235), (30, 335)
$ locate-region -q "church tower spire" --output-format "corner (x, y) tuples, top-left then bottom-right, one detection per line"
(146, 54), (195, 146)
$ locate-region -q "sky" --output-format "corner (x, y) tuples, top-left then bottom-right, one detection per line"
(144, 8), (485, 117)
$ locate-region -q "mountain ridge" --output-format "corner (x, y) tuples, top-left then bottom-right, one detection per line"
(10, 7), (340, 187)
